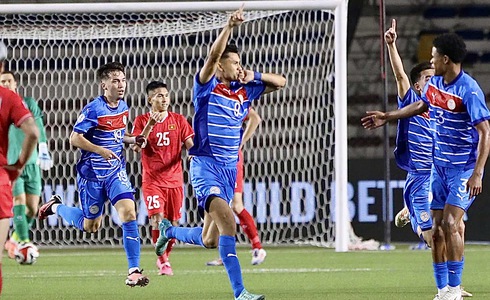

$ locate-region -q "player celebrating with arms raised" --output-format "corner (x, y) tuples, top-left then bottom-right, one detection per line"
(39, 62), (149, 287)
(363, 33), (490, 300)
(155, 5), (286, 300)
(132, 81), (194, 276)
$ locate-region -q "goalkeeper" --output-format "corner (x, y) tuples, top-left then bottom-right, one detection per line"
(0, 71), (53, 257)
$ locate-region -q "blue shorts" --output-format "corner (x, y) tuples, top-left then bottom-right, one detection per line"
(190, 156), (237, 213)
(430, 164), (476, 212)
(77, 168), (135, 219)
(403, 172), (432, 232)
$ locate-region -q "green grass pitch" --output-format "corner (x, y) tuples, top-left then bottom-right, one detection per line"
(4, 245), (490, 299)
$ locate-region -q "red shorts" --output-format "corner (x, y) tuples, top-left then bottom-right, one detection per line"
(235, 150), (244, 193)
(142, 183), (183, 221)
(0, 183), (13, 219)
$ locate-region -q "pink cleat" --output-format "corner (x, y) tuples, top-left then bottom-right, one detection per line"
(158, 261), (174, 276)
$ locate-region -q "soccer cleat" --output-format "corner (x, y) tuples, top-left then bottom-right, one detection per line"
(235, 289), (265, 300)
(155, 219), (172, 256)
(125, 269), (149, 287)
(206, 258), (223, 266)
(460, 286), (472, 297)
(4, 238), (18, 259)
(394, 206), (410, 228)
(251, 248), (267, 265)
(38, 195), (62, 220)
(438, 288), (462, 300)
(158, 262), (174, 276)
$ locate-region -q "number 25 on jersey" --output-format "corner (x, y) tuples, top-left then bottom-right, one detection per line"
(156, 132), (170, 146)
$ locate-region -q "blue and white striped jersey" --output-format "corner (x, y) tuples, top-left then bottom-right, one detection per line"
(73, 96), (129, 181)
(394, 88), (432, 173)
(421, 71), (490, 169)
(189, 74), (265, 164)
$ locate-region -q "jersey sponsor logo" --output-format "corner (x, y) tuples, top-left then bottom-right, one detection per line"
(210, 186), (221, 195)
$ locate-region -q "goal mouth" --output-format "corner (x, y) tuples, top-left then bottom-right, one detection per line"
(0, 2), (348, 250)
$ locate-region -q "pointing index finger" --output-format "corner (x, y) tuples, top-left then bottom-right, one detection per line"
(391, 19), (396, 31)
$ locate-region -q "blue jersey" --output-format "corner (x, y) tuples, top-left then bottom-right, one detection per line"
(394, 88), (432, 173)
(189, 74), (265, 164)
(422, 71), (490, 169)
(73, 96), (129, 181)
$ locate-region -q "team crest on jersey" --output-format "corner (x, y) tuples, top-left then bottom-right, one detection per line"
(168, 124), (176, 130)
(420, 211), (430, 222)
(123, 115), (127, 125)
(210, 186), (221, 195)
(447, 99), (456, 110)
(89, 205), (99, 214)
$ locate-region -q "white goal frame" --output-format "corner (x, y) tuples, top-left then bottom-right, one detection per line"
(0, 0), (349, 252)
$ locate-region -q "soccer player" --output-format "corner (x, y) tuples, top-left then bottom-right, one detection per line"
(0, 41), (39, 295)
(206, 107), (267, 266)
(362, 33), (490, 300)
(132, 81), (194, 276)
(154, 6), (286, 300)
(38, 62), (149, 287)
(383, 19), (434, 247)
(0, 70), (53, 258)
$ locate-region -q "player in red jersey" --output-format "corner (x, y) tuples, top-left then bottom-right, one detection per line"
(0, 41), (39, 295)
(132, 81), (194, 276)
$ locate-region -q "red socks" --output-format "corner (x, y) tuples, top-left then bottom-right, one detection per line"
(237, 209), (262, 249)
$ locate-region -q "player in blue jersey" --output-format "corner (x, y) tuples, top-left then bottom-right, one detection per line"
(154, 6), (286, 300)
(362, 33), (490, 300)
(384, 19), (434, 246)
(38, 62), (149, 288)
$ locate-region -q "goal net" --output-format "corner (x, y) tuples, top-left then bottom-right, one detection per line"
(0, 2), (344, 248)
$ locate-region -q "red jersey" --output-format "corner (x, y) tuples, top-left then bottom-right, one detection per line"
(133, 111), (194, 188)
(0, 86), (32, 183)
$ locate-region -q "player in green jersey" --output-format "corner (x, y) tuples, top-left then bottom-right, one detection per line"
(0, 71), (53, 258)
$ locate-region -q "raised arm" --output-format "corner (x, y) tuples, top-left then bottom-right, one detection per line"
(199, 5), (244, 84)
(467, 120), (490, 197)
(385, 19), (410, 98)
(240, 71), (286, 94)
(361, 100), (428, 129)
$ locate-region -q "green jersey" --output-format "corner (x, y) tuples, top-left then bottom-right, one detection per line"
(7, 96), (47, 165)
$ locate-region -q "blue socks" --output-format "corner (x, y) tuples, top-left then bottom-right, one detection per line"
(166, 226), (205, 247)
(57, 205), (84, 231)
(219, 235), (245, 298)
(122, 220), (140, 269)
(447, 259), (464, 287)
(433, 262), (448, 289)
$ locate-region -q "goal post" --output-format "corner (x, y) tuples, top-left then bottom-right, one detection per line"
(0, 0), (349, 252)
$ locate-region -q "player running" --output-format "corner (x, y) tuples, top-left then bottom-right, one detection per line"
(39, 62), (149, 287)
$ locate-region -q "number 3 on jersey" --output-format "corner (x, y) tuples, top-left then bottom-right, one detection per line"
(147, 195), (161, 209)
(156, 132), (170, 146)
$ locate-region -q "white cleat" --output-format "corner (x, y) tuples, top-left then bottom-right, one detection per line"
(439, 287), (463, 300)
(251, 248), (267, 265)
(394, 206), (410, 228)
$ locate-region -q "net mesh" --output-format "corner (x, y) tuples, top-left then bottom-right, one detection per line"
(1, 9), (336, 247)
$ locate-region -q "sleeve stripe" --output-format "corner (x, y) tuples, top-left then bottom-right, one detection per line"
(14, 113), (33, 127)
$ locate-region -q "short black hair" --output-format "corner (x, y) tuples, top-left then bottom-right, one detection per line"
(0, 70), (19, 82)
(221, 44), (239, 60)
(433, 33), (467, 63)
(409, 62), (432, 85)
(146, 81), (167, 95)
(96, 62), (125, 80)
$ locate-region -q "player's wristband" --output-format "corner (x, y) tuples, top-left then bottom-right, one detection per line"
(253, 71), (262, 81)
